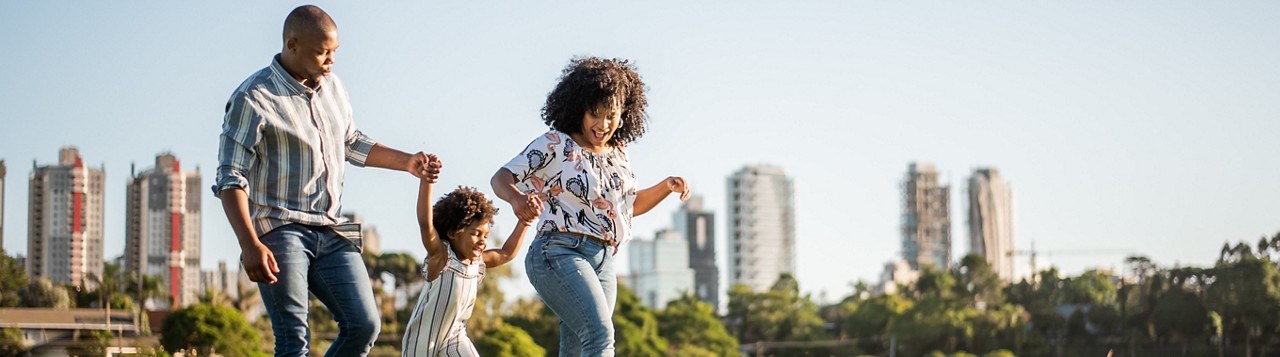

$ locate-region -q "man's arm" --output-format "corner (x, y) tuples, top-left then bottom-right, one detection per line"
(219, 189), (279, 284)
(363, 144), (438, 180)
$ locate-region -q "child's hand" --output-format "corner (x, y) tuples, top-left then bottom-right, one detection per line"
(512, 193), (543, 222)
(664, 176), (691, 201)
(412, 152), (443, 183)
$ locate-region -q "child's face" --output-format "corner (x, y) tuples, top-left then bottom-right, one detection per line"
(449, 219), (492, 262)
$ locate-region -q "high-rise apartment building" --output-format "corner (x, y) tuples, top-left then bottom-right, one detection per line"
(628, 229), (695, 309)
(968, 168), (1014, 281)
(902, 162), (951, 271)
(27, 147), (105, 288)
(672, 195), (720, 311)
(727, 165), (795, 292)
(125, 153), (201, 308)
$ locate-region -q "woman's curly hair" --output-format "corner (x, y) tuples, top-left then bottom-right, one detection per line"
(433, 187), (497, 240)
(542, 56), (649, 147)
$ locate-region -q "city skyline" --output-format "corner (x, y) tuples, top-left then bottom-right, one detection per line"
(2, 2), (1278, 301)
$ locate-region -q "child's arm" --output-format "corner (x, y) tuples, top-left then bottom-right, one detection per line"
(633, 176), (692, 217)
(482, 215), (536, 268)
(417, 155), (447, 281)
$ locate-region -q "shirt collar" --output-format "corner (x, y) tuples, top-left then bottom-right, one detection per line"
(269, 54), (325, 95)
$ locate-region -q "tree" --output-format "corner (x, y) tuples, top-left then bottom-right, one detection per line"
(127, 273), (168, 310)
(0, 250), (26, 307)
(0, 328), (26, 357)
(160, 303), (266, 357)
(956, 254), (1005, 309)
(656, 293), (742, 357)
(842, 294), (913, 354)
(505, 297), (561, 356)
(1205, 251), (1280, 357)
(474, 324), (546, 357)
(19, 278), (71, 309)
(725, 274), (827, 344)
(613, 285), (668, 357)
(1151, 288), (1208, 355)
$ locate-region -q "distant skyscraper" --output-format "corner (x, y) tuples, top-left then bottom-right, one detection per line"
(125, 153), (201, 308)
(628, 229), (695, 309)
(968, 168), (1014, 281)
(27, 147), (105, 288)
(672, 195), (719, 312)
(902, 162), (951, 271)
(727, 164), (795, 292)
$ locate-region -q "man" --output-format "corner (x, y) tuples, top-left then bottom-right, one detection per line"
(214, 5), (438, 356)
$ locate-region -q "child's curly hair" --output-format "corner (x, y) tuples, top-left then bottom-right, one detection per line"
(433, 187), (498, 240)
(541, 56), (649, 147)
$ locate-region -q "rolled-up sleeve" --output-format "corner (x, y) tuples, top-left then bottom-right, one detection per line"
(213, 93), (262, 196)
(344, 127), (377, 167)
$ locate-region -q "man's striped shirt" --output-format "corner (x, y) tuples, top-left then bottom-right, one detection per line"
(213, 56), (377, 237)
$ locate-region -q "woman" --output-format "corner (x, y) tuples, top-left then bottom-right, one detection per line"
(491, 56), (690, 356)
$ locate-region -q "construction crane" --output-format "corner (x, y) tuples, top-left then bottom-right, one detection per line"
(1006, 240), (1130, 282)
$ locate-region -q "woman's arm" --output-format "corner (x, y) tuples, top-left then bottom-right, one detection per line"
(633, 176), (691, 217)
(482, 220), (535, 268)
(491, 168), (543, 221)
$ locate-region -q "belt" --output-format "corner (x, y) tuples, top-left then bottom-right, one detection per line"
(559, 231), (618, 247)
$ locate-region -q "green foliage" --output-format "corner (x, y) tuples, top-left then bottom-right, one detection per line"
(613, 285), (668, 357)
(0, 328), (25, 357)
(474, 324), (546, 357)
(0, 251), (26, 307)
(505, 297), (561, 356)
(982, 349), (1016, 357)
(725, 274), (827, 343)
(656, 293), (743, 357)
(19, 278), (72, 309)
(160, 303), (266, 357)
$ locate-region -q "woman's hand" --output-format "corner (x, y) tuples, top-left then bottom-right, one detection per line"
(664, 176), (692, 201)
(512, 192), (544, 222)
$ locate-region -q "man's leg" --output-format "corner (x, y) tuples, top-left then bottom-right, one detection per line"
(310, 228), (380, 357)
(256, 225), (319, 357)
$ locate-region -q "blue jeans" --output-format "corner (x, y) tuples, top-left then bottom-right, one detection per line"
(256, 224), (380, 357)
(525, 231), (618, 357)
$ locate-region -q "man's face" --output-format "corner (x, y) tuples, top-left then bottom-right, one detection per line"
(284, 29), (338, 85)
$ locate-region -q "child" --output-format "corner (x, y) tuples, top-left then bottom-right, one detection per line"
(402, 159), (539, 357)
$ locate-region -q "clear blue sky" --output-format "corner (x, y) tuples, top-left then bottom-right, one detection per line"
(2, 1), (1278, 303)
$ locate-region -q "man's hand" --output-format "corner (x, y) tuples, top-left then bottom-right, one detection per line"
(408, 152), (443, 183)
(242, 242), (280, 284)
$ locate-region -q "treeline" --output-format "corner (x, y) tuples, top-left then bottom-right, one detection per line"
(6, 232), (1280, 357)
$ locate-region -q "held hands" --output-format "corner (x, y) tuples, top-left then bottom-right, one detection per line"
(511, 192), (544, 223)
(665, 176), (692, 201)
(409, 152), (443, 183)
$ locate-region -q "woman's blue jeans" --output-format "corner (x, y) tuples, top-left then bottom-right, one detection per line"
(256, 224), (380, 357)
(525, 231), (618, 357)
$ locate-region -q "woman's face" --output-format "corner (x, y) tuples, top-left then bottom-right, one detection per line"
(579, 99), (622, 149)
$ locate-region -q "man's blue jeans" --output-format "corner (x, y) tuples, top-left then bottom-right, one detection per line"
(525, 231), (618, 357)
(256, 224), (380, 357)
